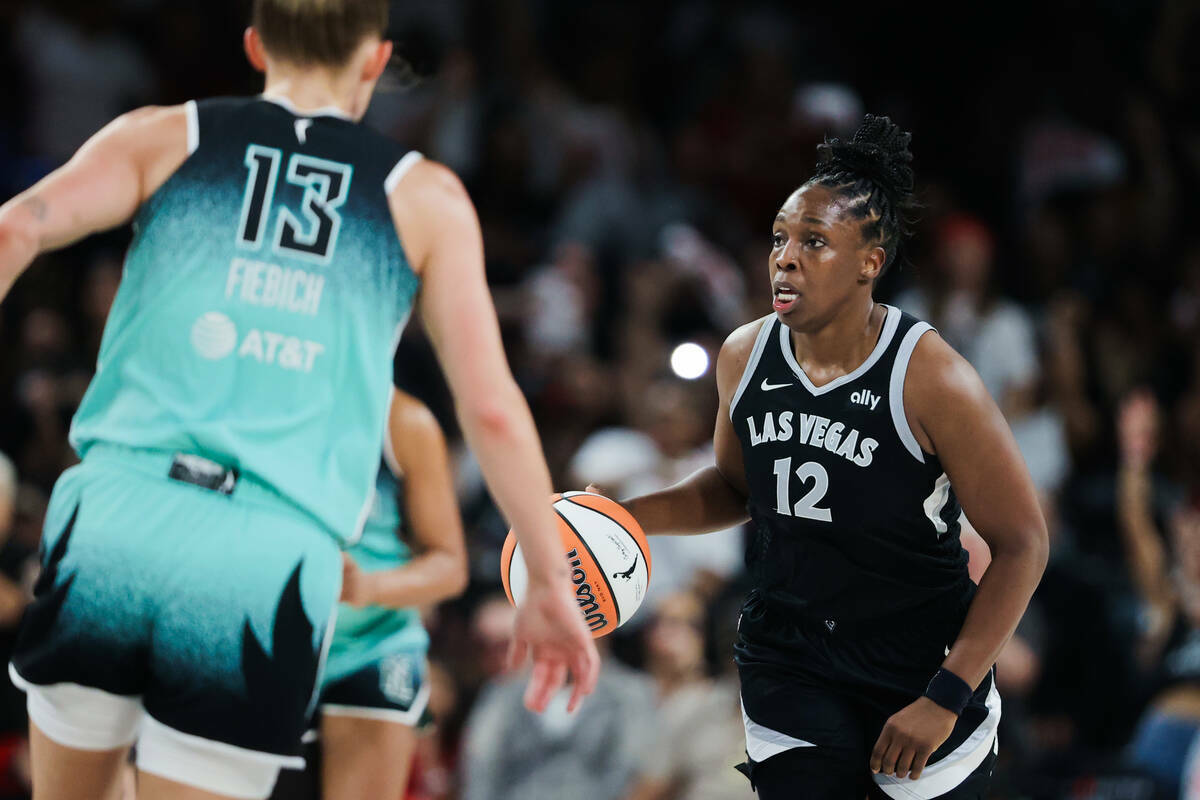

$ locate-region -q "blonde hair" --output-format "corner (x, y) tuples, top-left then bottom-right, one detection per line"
(253, 0), (388, 67)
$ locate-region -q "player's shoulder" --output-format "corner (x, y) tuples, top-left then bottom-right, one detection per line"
(722, 315), (773, 356)
(906, 327), (990, 410)
(386, 156), (468, 203)
(716, 315), (773, 392)
(390, 388), (439, 433)
(106, 103), (188, 137)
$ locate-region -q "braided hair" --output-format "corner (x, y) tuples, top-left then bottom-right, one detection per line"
(807, 114), (918, 277)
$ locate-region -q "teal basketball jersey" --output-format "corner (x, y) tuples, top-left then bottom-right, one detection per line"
(70, 96), (421, 543)
(325, 465), (429, 686)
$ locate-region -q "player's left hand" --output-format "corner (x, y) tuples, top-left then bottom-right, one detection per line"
(870, 696), (958, 781)
(339, 553), (376, 607)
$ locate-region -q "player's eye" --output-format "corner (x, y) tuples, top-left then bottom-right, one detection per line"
(772, 232), (785, 248)
(807, 237), (825, 248)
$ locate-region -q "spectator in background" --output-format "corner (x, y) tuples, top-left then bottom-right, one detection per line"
(0, 452), (31, 799)
(895, 213), (1070, 498)
(1116, 390), (1200, 799)
(627, 591), (750, 800)
(460, 640), (656, 800)
(13, 0), (156, 164)
(571, 379), (744, 617)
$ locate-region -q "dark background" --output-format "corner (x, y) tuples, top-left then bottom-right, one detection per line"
(1, 1), (1199, 798)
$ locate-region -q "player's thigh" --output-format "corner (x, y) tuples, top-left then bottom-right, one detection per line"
(748, 744), (871, 800)
(319, 652), (429, 799)
(28, 723), (128, 800)
(738, 659), (870, 798)
(321, 715), (418, 800)
(138, 769), (256, 800)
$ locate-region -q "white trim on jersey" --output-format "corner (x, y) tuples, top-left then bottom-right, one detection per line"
(259, 93), (353, 121)
(307, 604), (339, 717)
(888, 321), (934, 463)
(321, 680), (432, 728)
(729, 317), (777, 420)
(381, 388), (403, 480)
(873, 671), (1001, 800)
(384, 151), (426, 195)
(779, 305), (901, 396)
(741, 701), (816, 763)
(184, 100), (199, 155)
(347, 315), (411, 547)
(923, 472), (953, 537)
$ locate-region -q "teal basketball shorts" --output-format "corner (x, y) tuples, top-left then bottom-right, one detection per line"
(9, 445), (342, 798)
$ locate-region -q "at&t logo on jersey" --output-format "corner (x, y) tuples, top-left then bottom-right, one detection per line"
(745, 410), (878, 467)
(190, 312), (325, 373)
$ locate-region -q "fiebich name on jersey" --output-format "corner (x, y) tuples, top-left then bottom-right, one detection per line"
(745, 410), (878, 467)
(225, 257), (324, 316)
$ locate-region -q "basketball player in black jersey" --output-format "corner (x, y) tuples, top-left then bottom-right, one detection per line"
(599, 117), (1047, 798)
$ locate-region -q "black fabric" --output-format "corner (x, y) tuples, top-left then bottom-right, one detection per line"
(730, 310), (972, 634)
(736, 609), (996, 798)
(925, 668), (973, 715)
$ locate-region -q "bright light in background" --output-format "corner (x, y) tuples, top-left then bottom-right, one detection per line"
(670, 342), (709, 380)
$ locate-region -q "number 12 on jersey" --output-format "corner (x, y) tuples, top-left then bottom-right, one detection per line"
(237, 144), (352, 265)
(773, 457), (832, 522)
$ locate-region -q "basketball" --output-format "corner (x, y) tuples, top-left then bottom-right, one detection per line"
(500, 491), (651, 638)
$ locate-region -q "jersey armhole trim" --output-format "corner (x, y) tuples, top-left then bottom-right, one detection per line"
(384, 151), (425, 195)
(728, 318), (776, 420)
(889, 322), (934, 463)
(184, 100), (199, 155)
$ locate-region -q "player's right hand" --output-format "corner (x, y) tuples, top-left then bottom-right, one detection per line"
(507, 571), (600, 714)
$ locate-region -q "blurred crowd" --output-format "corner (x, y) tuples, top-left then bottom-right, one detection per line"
(2, 0), (1200, 798)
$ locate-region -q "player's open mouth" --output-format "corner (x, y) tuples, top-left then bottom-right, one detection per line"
(773, 285), (799, 312)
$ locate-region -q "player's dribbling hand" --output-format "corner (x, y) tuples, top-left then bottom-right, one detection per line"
(508, 572), (600, 714)
(869, 696), (957, 781)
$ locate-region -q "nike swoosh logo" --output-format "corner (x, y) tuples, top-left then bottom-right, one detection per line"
(761, 378), (791, 391)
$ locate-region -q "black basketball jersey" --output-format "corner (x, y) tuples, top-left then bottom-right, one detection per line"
(731, 305), (971, 632)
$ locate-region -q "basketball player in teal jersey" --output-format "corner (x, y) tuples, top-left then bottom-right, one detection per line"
(0, 2), (599, 798)
(318, 388), (465, 800)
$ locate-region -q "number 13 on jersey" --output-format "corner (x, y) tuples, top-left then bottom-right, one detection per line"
(237, 144), (352, 265)
(773, 457), (832, 522)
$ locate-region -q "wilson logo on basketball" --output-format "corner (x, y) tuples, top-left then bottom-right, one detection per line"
(567, 548), (609, 633)
(500, 491), (652, 638)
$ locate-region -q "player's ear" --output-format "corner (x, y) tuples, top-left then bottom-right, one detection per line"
(859, 246), (885, 284)
(244, 27), (268, 73)
(362, 40), (393, 82)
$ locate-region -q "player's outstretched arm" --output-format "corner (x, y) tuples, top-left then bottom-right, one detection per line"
(339, 389), (469, 609)
(0, 105), (190, 303)
(870, 332), (1048, 782)
(599, 321), (759, 536)
(389, 160), (598, 712)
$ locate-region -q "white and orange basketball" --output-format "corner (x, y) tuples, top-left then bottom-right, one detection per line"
(500, 492), (651, 638)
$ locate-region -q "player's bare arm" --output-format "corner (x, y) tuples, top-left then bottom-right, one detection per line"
(388, 159), (599, 712)
(870, 332), (1049, 781)
(339, 389), (468, 608)
(0, 105), (190, 302)
(612, 318), (760, 536)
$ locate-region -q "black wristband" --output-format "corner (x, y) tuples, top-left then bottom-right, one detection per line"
(923, 668), (972, 715)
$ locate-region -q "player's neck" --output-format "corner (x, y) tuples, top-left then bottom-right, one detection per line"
(789, 300), (884, 377)
(262, 68), (365, 120)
